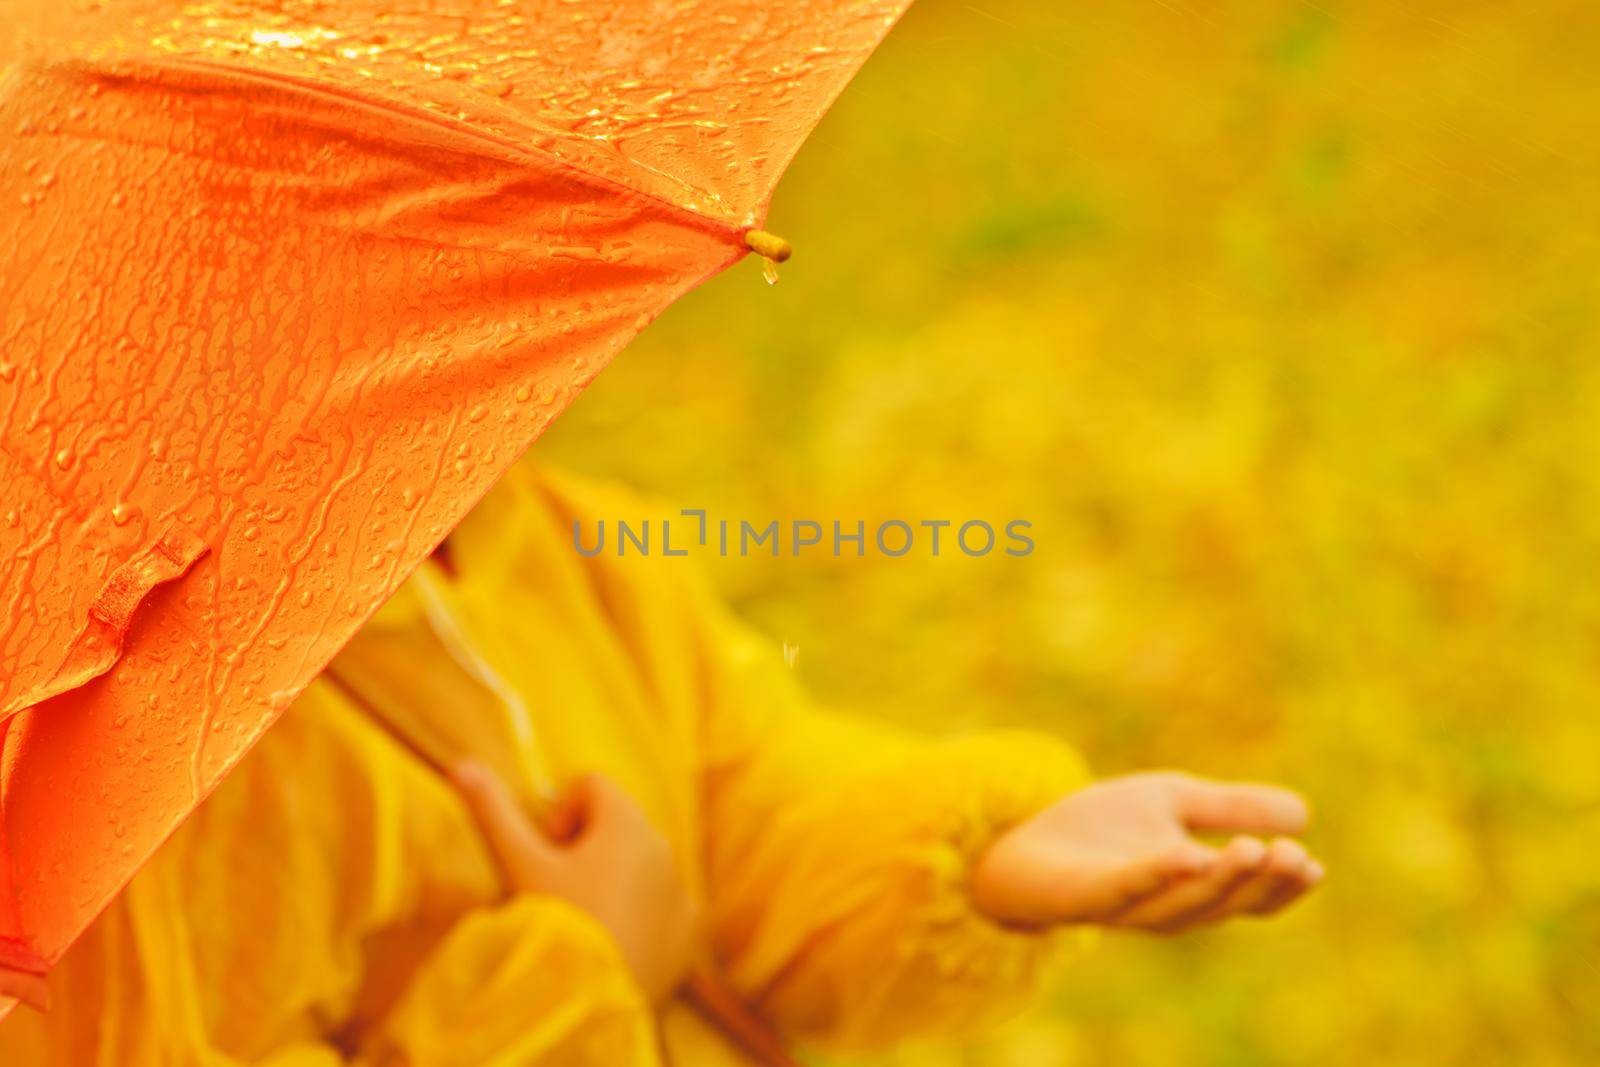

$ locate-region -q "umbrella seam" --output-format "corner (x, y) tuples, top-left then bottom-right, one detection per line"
(72, 56), (758, 252)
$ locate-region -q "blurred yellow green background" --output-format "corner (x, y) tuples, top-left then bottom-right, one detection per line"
(541, 1), (1600, 1063)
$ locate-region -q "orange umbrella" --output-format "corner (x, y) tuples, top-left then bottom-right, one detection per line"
(0, 0), (908, 1017)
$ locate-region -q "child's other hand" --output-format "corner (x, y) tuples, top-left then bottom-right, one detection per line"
(971, 772), (1322, 933)
(452, 764), (699, 1001)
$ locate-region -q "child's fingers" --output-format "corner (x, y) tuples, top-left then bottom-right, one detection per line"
(544, 783), (589, 841)
(1156, 840), (1222, 880)
(1077, 841), (1218, 921)
(452, 761), (558, 887)
(1245, 851), (1324, 917)
(570, 773), (649, 825)
(981, 838), (1214, 925)
(1171, 777), (1310, 836)
(1179, 838), (1311, 927)
(1114, 836), (1268, 929)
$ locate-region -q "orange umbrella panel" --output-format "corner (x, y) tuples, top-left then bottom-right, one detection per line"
(0, 0), (911, 989)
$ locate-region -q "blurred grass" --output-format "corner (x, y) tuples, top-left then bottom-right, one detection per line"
(539, 1), (1600, 1063)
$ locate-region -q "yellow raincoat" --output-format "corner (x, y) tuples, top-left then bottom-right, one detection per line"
(2, 463), (1092, 1066)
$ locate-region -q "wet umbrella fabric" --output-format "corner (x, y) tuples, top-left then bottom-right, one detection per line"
(0, 0), (908, 1004)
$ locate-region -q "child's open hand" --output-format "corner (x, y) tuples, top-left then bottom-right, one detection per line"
(971, 772), (1322, 933)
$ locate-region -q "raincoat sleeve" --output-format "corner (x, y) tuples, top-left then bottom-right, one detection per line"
(1, 682), (660, 1067)
(360, 896), (663, 1067)
(691, 599), (1097, 1052)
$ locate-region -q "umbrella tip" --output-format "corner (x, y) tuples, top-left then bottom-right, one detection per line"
(744, 230), (791, 263)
